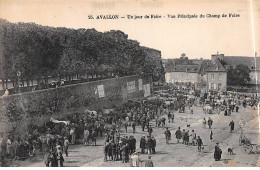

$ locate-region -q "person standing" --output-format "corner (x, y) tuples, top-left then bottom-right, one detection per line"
(175, 127), (182, 143)
(121, 144), (127, 163)
(208, 117), (213, 129)
(57, 152), (64, 167)
(70, 128), (76, 145)
(140, 136), (146, 154)
(63, 137), (69, 157)
(83, 128), (89, 146)
(132, 136), (136, 153)
(146, 117), (150, 129)
(171, 112), (174, 123)
(236, 105), (239, 112)
(147, 136), (153, 155)
(197, 136), (203, 152)
(182, 129), (186, 144)
(125, 116), (129, 126)
(151, 136), (156, 154)
(104, 142), (109, 161)
(111, 141), (117, 161)
(50, 151), (58, 167)
(224, 107), (228, 116)
(155, 115), (159, 127)
(217, 106), (221, 115)
(191, 130), (197, 146)
(132, 121), (136, 134)
(210, 130), (213, 142)
(201, 117), (206, 128)
(164, 127), (171, 144)
(184, 130), (190, 145)
(167, 112), (171, 123)
(229, 120), (235, 133)
(44, 149), (52, 167)
(92, 129), (97, 146)
(141, 118), (146, 132)
(214, 142), (222, 161)
(125, 143), (130, 163)
(148, 125), (153, 136)
(129, 152), (141, 167)
(108, 142), (113, 161)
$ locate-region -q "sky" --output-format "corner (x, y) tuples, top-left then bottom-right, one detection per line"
(0, 0), (259, 59)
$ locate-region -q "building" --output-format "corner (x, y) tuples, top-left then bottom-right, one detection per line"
(210, 53), (260, 85)
(165, 65), (201, 84)
(205, 58), (227, 92)
(164, 54), (227, 92)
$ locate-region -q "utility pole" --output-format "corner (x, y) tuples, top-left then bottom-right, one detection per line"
(254, 52), (258, 97)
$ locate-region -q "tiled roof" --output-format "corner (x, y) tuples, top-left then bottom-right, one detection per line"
(224, 56), (260, 70)
(166, 64), (201, 73)
(205, 58), (227, 72)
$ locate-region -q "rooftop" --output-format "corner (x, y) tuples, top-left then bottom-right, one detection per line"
(223, 56), (260, 70)
(205, 58), (227, 72)
(166, 64), (201, 73)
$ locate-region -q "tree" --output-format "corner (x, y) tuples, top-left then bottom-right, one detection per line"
(0, 19), (163, 85)
(227, 64), (251, 86)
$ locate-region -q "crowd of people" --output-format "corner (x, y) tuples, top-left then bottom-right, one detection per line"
(0, 87), (259, 167)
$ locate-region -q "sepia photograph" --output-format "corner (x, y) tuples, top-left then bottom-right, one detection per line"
(0, 0), (260, 167)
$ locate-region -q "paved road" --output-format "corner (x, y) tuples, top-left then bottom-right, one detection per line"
(14, 104), (260, 167)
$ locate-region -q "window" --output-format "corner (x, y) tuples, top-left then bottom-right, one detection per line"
(219, 74), (222, 80)
(211, 74), (215, 80)
(211, 83), (214, 89)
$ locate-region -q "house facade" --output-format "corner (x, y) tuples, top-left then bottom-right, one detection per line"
(205, 58), (227, 92)
(165, 58), (227, 92)
(165, 65), (201, 84)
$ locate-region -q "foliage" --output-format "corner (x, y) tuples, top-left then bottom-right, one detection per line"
(227, 64), (251, 86)
(0, 19), (163, 85)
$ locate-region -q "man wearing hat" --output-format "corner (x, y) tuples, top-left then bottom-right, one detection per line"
(164, 127), (171, 144)
(147, 136), (153, 155)
(129, 136), (134, 154)
(151, 136), (156, 154)
(140, 135), (146, 154)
